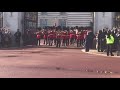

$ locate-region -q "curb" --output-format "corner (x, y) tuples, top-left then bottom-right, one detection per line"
(81, 49), (120, 58)
(0, 45), (84, 50)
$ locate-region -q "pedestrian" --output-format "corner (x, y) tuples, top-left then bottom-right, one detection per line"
(43, 30), (48, 45)
(56, 33), (61, 48)
(36, 32), (41, 46)
(76, 32), (81, 47)
(66, 31), (69, 46)
(97, 30), (103, 52)
(48, 31), (53, 46)
(116, 31), (120, 56)
(85, 32), (91, 52)
(14, 29), (21, 47)
(0, 29), (3, 48)
(106, 31), (114, 56)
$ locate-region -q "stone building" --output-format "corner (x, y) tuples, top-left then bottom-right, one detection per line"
(0, 12), (118, 35)
(38, 12), (115, 33)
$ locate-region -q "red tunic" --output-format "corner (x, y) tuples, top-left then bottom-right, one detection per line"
(49, 32), (54, 39)
(70, 33), (74, 39)
(80, 33), (84, 40)
(83, 31), (87, 39)
(76, 35), (81, 40)
(44, 32), (48, 39)
(53, 32), (56, 39)
(36, 34), (40, 39)
(62, 32), (67, 39)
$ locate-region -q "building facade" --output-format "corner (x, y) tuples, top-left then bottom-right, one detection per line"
(38, 12), (94, 28)
(38, 12), (115, 33)
(0, 12), (117, 35)
(2, 12), (38, 46)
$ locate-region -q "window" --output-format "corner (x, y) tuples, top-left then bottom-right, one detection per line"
(40, 19), (48, 28)
(58, 19), (66, 27)
(24, 12), (38, 31)
(41, 12), (47, 15)
(60, 12), (66, 15)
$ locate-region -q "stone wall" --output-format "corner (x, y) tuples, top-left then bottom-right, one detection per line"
(94, 12), (113, 33)
(3, 12), (23, 46)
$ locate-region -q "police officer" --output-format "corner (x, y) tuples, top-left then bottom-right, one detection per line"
(106, 31), (114, 56)
(14, 29), (21, 47)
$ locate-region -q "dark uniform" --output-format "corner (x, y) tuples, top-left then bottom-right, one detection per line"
(56, 34), (61, 48)
(14, 29), (21, 47)
(116, 32), (120, 56)
(66, 33), (69, 46)
(48, 31), (54, 46)
(76, 33), (81, 47)
(62, 31), (67, 46)
(97, 30), (103, 52)
(85, 32), (91, 52)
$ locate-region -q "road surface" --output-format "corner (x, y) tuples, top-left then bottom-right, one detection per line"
(0, 47), (120, 78)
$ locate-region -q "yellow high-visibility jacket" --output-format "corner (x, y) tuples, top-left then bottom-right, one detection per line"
(106, 35), (114, 44)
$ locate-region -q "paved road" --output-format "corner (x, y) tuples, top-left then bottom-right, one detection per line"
(0, 47), (120, 78)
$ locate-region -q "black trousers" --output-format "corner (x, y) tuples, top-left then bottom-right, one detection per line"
(77, 39), (80, 47)
(56, 39), (61, 47)
(54, 38), (56, 45)
(66, 39), (69, 46)
(44, 38), (48, 45)
(49, 38), (53, 46)
(85, 42), (90, 52)
(106, 44), (113, 56)
(37, 39), (40, 46)
(70, 38), (74, 45)
(62, 39), (66, 46)
(117, 43), (120, 56)
(0, 42), (2, 48)
(80, 39), (83, 46)
(98, 39), (104, 52)
(16, 40), (20, 47)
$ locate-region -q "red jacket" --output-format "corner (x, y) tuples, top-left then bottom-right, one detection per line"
(62, 32), (67, 39)
(36, 34), (40, 39)
(53, 32), (56, 39)
(80, 33), (84, 40)
(76, 35), (82, 40)
(83, 31), (87, 39)
(44, 33), (48, 39)
(70, 33), (74, 39)
(48, 32), (54, 39)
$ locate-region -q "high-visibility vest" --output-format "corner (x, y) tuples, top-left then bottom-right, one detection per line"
(106, 35), (114, 44)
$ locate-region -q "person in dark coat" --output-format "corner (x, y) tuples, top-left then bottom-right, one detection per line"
(85, 32), (91, 52)
(14, 29), (21, 47)
(88, 31), (95, 49)
(0, 29), (3, 48)
(116, 31), (120, 56)
(97, 30), (103, 52)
